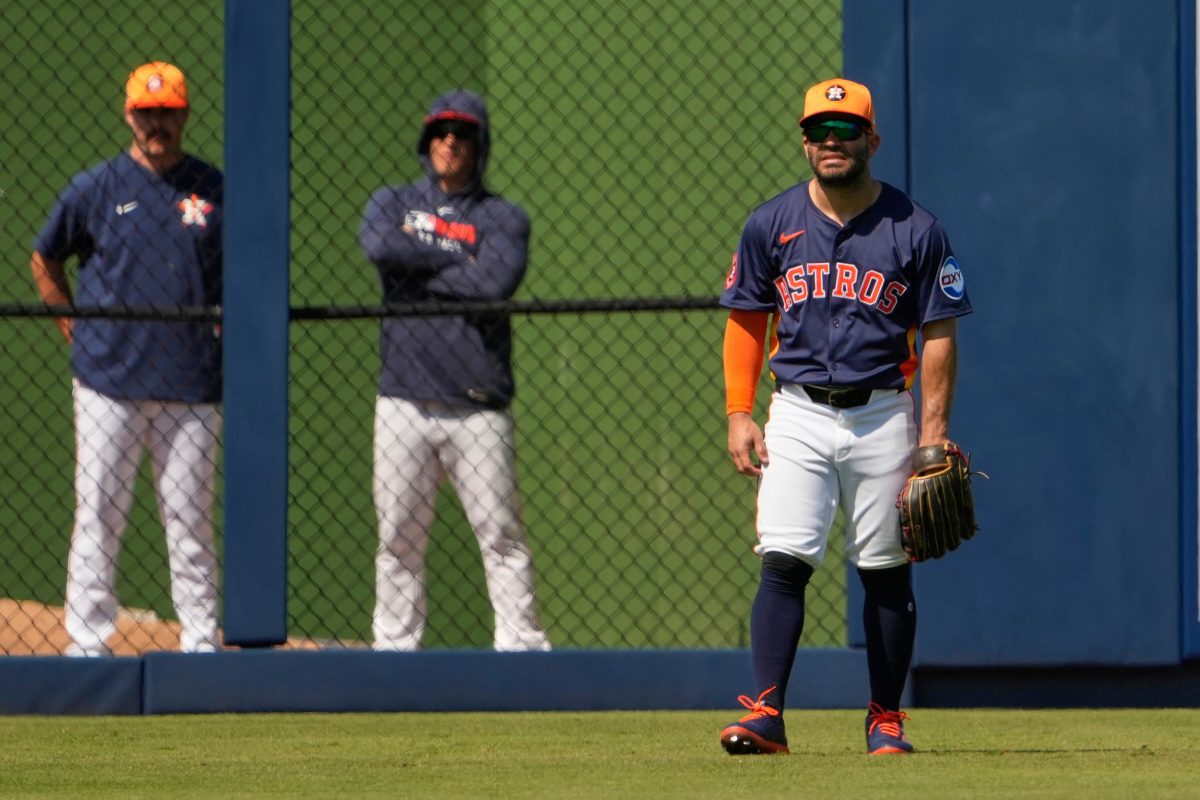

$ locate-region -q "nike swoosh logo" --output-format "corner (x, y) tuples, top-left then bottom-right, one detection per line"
(779, 229), (805, 244)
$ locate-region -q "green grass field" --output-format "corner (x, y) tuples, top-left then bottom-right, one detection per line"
(1, 709), (1198, 799)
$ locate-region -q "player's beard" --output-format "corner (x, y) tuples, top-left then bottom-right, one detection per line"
(135, 128), (176, 159)
(126, 108), (188, 169)
(808, 141), (870, 189)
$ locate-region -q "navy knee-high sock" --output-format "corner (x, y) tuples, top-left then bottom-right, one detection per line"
(858, 564), (916, 710)
(749, 552), (813, 710)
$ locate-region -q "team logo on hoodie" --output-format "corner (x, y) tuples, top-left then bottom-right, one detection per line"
(405, 210), (477, 251)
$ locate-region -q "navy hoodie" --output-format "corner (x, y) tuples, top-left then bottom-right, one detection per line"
(359, 90), (530, 409)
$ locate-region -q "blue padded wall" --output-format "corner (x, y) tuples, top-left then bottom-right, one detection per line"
(898, 1), (1182, 665)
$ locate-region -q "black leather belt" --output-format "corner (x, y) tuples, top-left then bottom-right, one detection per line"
(801, 384), (876, 409)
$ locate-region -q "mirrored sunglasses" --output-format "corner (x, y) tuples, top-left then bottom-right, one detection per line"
(803, 120), (866, 142)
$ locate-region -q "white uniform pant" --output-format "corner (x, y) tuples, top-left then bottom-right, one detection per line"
(756, 383), (917, 569)
(373, 396), (550, 651)
(66, 381), (221, 655)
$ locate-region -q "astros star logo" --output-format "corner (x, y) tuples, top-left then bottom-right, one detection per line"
(826, 85), (846, 102)
(179, 194), (213, 227)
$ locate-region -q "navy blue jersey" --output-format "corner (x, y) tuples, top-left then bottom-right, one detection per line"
(720, 181), (972, 390)
(34, 152), (223, 403)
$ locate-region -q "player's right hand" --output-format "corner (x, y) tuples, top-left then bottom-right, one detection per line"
(727, 412), (768, 476)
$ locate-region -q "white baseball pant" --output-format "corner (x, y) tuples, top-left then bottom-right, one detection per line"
(65, 380), (221, 656)
(755, 383), (917, 569)
(372, 396), (550, 651)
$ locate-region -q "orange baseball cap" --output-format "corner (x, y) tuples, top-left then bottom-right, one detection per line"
(798, 78), (874, 128)
(125, 62), (188, 110)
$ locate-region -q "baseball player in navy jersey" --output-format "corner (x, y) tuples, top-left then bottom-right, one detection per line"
(359, 89), (550, 652)
(30, 62), (223, 656)
(718, 78), (972, 755)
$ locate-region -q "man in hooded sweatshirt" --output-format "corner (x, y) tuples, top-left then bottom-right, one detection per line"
(359, 89), (551, 652)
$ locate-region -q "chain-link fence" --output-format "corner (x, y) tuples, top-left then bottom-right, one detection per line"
(0, 0), (845, 655)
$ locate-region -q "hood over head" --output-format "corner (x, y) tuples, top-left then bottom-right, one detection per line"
(417, 89), (491, 194)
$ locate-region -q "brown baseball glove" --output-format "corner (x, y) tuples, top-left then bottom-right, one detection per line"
(897, 443), (986, 563)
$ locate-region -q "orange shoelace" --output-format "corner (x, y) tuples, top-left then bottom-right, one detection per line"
(866, 702), (910, 739)
(736, 686), (781, 722)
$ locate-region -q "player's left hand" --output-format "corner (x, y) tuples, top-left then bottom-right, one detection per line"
(898, 442), (986, 562)
(728, 412), (768, 476)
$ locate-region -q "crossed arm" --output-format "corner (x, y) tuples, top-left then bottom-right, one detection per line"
(359, 194), (529, 301)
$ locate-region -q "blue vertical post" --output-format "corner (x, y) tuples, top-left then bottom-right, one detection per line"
(222, 0), (290, 646)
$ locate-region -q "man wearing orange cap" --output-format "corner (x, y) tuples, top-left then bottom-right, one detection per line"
(30, 62), (223, 656)
(718, 78), (973, 755)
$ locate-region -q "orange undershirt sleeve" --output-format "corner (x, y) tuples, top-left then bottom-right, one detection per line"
(723, 309), (770, 415)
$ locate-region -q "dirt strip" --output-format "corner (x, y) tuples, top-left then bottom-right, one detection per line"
(0, 598), (334, 655)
